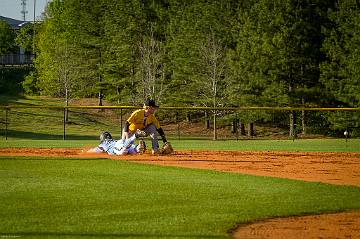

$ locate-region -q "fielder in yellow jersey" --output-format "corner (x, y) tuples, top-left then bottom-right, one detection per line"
(126, 109), (161, 132)
(122, 99), (168, 154)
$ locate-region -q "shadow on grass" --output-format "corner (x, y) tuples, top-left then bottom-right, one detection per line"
(0, 129), (97, 140)
(0, 232), (222, 238)
(0, 94), (26, 105)
(0, 156), (106, 161)
(1, 108), (114, 129)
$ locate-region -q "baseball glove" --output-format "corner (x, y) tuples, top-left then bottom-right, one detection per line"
(160, 142), (174, 155)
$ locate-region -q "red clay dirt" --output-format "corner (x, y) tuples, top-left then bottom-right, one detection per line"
(0, 148), (359, 239)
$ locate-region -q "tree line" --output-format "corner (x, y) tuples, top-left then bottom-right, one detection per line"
(4, 0), (360, 136)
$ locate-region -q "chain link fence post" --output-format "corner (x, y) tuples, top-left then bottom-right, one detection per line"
(63, 108), (66, 140)
(5, 108), (8, 140)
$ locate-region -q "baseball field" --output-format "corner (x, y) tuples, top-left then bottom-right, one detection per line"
(0, 139), (359, 238)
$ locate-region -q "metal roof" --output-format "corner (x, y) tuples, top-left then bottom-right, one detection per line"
(0, 16), (30, 30)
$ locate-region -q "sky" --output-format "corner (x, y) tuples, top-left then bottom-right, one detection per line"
(0, 0), (49, 21)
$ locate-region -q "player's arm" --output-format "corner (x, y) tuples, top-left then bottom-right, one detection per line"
(153, 117), (167, 143)
(122, 121), (130, 139)
(123, 110), (140, 139)
(157, 127), (167, 143)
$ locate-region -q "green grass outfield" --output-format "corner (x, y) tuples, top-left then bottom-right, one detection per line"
(1, 157), (360, 239)
(0, 138), (359, 152)
(0, 139), (359, 238)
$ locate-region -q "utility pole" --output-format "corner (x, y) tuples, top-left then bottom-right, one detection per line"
(21, 0), (28, 21)
(33, 0), (36, 54)
(33, 0), (36, 23)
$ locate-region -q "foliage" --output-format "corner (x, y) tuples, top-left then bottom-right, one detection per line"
(22, 70), (39, 95)
(320, 0), (360, 107)
(10, 0), (359, 136)
(15, 23), (35, 52)
(0, 20), (16, 54)
(35, 0), (91, 104)
(0, 67), (32, 95)
(319, 0), (360, 133)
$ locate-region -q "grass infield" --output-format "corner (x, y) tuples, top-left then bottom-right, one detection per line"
(0, 157), (360, 239)
(0, 138), (359, 152)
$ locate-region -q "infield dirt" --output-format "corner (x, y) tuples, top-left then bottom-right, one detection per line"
(0, 148), (359, 239)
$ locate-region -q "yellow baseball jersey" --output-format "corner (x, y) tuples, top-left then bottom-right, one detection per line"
(127, 109), (161, 132)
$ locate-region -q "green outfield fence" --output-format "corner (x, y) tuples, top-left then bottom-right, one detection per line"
(1, 105), (359, 140)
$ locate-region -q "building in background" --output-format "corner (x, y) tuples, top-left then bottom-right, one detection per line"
(0, 15), (33, 66)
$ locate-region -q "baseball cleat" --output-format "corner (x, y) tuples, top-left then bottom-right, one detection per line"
(151, 149), (160, 155)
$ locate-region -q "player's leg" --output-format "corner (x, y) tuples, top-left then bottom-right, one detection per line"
(86, 147), (104, 154)
(144, 124), (159, 154)
(114, 147), (128, 155)
(128, 144), (139, 154)
(122, 134), (137, 148)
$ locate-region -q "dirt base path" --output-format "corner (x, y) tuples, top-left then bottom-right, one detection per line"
(0, 148), (359, 238)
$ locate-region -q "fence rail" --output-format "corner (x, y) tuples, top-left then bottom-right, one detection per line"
(1, 105), (359, 111)
(1, 105), (359, 140)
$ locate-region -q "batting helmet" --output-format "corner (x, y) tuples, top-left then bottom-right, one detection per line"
(100, 131), (112, 142)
